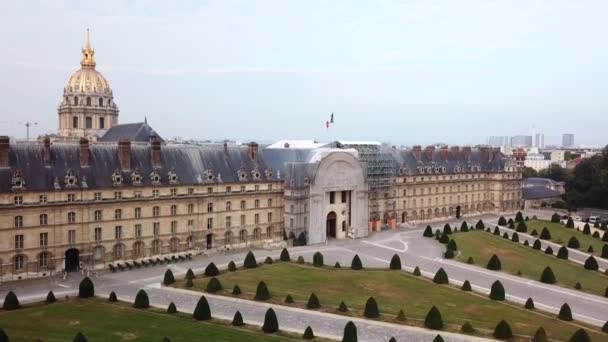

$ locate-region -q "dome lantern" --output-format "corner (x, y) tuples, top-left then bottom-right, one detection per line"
(81, 28), (96, 68)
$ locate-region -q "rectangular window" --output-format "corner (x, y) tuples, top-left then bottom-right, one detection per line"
(94, 192), (102, 201)
(99, 117), (105, 129)
(85, 116), (92, 129)
(171, 205), (177, 216)
(207, 203), (213, 212)
(226, 216), (231, 228)
(268, 184), (273, 191)
(68, 212), (76, 224)
(153, 222), (160, 236)
(153, 206), (160, 217)
(68, 230), (76, 245)
(187, 219), (194, 227)
(267, 212), (273, 223)
(226, 186), (231, 193)
(226, 201), (231, 211)
(240, 185), (246, 192)
(170, 188), (177, 196)
(240, 200), (246, 209)
(135, 224), (142, 238)
(255, 199), (260, 208)
(95, 227), (102, 242)
(72, 116), (79, 128)
(39, 194), (48, 203)
(40, 232), (48, 247)
(94, 210), (102, 221)
(171, 221), (177, 235)
(188, 203), (194, 214)
(14, 196), (23, 205)
(329, 191), (335, 204)
(67, 194), (76, 202)
(114, 226), (122, 240)
(152, 189), (159, 198)
(341, 191), (347, 203)
(186, 188), (194, 195)
(15, 235), (24, 249)
(254, 213), (259, 224)
(240, 215), (246, 225)
(114, 209), (122, 220)
(255, 185), (260, 192)
(134, 207), (141, 219)
(134, 191), (142, 199)
(207, 187), (213, 194)
(290, 218), (294, 228)
(207, 217), (213, 229)
(267, 199), (273, 207)
(40, 214), (48, 226)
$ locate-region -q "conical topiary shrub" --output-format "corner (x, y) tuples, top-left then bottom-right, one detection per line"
(493, 320), (513, 340)
(255, 281), (271, 300)
(461, 321), (474, 333)
(232, 285), (241, 295)
(232, 311), (244, 326)
(493, 226), (501, 235)
(433, 335), (444, 342)
(413, 266), (421, 276)
(307, 292), (320, 309)
(79, 277), (95, 298)
(511, 232), (519, 243)
(476, 220), (485, 230)
(396, 309), (406, 321)
(335, 262), (341, 268)
(568, 236), (580, 248)
(185, 278), (193, 288)
(532, 326), (547, 342)
(167, 302), (177, 314)
(444, 249), (455, 259)
(531, 229), (538, 236)
(262, 308), (279, 333)
(204, 262), (219, 276)
(447, 239), (457, 251)
(515, 211), (524, 222)
(569, 329), (591, 342)
(73, 332), (88, 342)
(363, 297), (379, 318)
(502, 232), (509, 239)
(46, 290), (56, 304)
(545, 246), (553, 255)
(193, 296), (211, 320)
(313, 252), (324, 267)
(108, 291), (118, 302)
(228, 261), (237, 272)
(557, 246), (569, 259)
(587, 245), (594, 253)
(486, 254), (502, 271)
(423, 225), (434, 237)
(280, 248), (290, 261)
(162, 337), (170, 342)
(584, 256), (599, 270)
(583, 223), (591, 235)
(558, 303), (573, 321)
(206, 277), (222, 293)
(460, 221), (469, 231)
(186, 268), (195, 279)
(524, 240), (529, 247)
(285, 294), (294, 303)
(525, 297), (535, 309)
(342, 321), (357, 342)
(389, 254), (401, 270)
(433, 268), (449, 284)
(339, 301), (348, 312)
(443, 224), (452, 235)
(133, 289), (150, 309)
(264, 256), (273, 264)
(551, 213), (560, 223)
(438, 234), (450, 244)
(351, 254), (363, 270)
(602, 244), (608, 258)
(533, 239), (542, 250)
(303, 326), (314, 340)
(489, 281), (505, 301)
(461, 280), (472, 291)
(2, 291), (20, 310)
(424, 306), (443, 330)
(163, 269), (176, 285)
(602, 321), (608, 333)
(540, 227), (551, 240)
(498, 216), (507, 226)
(244, 251), (257, 269)
(466, 256), (474, 264)
(540, 266), (556, 284)
(516, 222), (527, 233)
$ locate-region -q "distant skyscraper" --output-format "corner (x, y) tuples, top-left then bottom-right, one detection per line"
(511, 135), (533, 147)
(487, 136), (511, 147)
(534, 133), (545, 148)
(562, 134), (575, 148)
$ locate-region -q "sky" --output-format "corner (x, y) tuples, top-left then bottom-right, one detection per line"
(0, 0), (607, 146)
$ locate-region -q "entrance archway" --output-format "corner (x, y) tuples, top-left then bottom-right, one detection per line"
(65, 248), (79, 272)
(326, 211), (337, 238)
(456, 205), (461, 219)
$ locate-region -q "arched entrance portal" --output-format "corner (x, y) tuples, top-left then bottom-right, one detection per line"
(455, 206), (461, 219)
(326, 211), (337, 238)
(65, 248), (79, 272)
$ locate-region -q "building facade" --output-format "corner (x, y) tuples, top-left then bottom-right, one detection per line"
(562, 134), (575, 148)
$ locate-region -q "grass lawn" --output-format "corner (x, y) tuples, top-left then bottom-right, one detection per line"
(177, 263), (605, 341)
(525, 220), (607, 255)
(452, 230), (608, 296)
(0, 299), (300, 342)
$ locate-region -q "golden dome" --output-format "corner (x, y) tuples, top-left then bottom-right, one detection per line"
(64, 30), (112, 95)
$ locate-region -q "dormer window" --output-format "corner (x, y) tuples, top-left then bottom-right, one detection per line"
(252, 168), (261, 181)
(150, 169), (161, 185)
(11, 170), (26, 191)
(111, 170), (123, 187)
(265, 168), (273, 180)
(168, 168), (179, 184)
(204, 168), (215, 182)
(131, 168), (143, 186)
(237, 168), (247, 181)
(64, 169), (78, 188)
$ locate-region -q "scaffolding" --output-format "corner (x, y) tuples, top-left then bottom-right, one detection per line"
(337, 142), (396, 193)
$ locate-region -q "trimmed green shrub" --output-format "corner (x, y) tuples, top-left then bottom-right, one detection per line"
(433, 335), (444, 342)
(558, 303), (573, 321)
(545, 246), (553, 255)
(540, 266), (556, 284)
(264, 256), (273, 264)
(540, 227), (551, 240)
(593, 231), (600, 238)
(423, 225), (434, 237)
(232, 310), (244, 326)
(466, 256), (474, 264)
(133, 289), (150, 309)
(602, 244), (608, 258)
(532, 327), (548, 342)
(566, 218), (574, 228)
(524, 240), (529, 247)
(444, 249), (454, 259)
(551, 213), (560, 223)
(389, 254), (401, 270)
(232, 285), (241, 295)
(396, 309), (406, 321)
(228, 261), (237, 271)
(206, 277), (222, 293)
(204, 262), (219, 276)
(511, 232), (519, 243)
(493, 320), (513, 340)
(280, 248), (290, 261)
(108, 291), (117, 302)
(557, 246), (569, 259)
(447, 239), (457, 251)
(244, 251), (257, 269)
(460, 221), (469, 231)
(350, 254), (363, 270)
(167, 302), (177, 314)
(79, 277), (95, 298)
(339, 301), (348, 312)
(486, 254), (502, 271)
(389, 338), (396, 342)
(255, 281), (271, 300)
(262, 308), (279, 333)
(185, 278), (193, 288)
(2, 291), (20, 310)
(73, 332), (88, 342)
(461, 321), (474, 333)
(508, 219), (515, 228)
(583, 223), (591, 235)
(303, 326), (314, 340)
(531, 229), (538, 236)
(438, 233), (449, 244)
(413, 266), (421, 276)
(569, 329), (591, 342)
(313, 252), (324, 267)
(489, 281), (505, 300)
(515, 211), (523, 222)
(342, 321), (357, 342)
(185, 268), (195, 279)
(584, 256), (599, 270)
(193, 296), (211, 320)
(433, 268), (449, 284)
(443, 224), (452, 235)
(424, 306), (443, 330)
(285, 294), (294, 303)
(498, 216), (507, 225)
(575, 282), (582, 290)
(297, 256), (305, 264)
(307, 292), (320, 309)
(335, 262), (341, 268)
(533, 239), (542, 250)
(525, 297), (535, 309)
(363, 297), (379, 318)
(46, 290), (56, 304)
(516, 221), (527, 233)
(502, 232), (509, 239)
(163, 269), (176, 285)
(603, 231), (608, 241)
(461, 280), (472, 291)
(476, 219), (485, 230)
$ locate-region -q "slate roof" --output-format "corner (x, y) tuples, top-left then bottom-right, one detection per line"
(98, 122), (164, 143)
(523, 186), (562, 200)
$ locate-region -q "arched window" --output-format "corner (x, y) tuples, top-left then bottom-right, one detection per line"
(14, 255), (25, 271)
(170, 238), (179, 253)
(253, 228), (261, 240)
(86, 96), (91, 106)
(152, 240), (161, 255)
(224, 231), (233, 245)
(239, 230), (247, 243)
(113, 244), (124, 260)
(39, 252), (49, 268)
(98, 97), (103, 107)
(266, 226), (272, 239)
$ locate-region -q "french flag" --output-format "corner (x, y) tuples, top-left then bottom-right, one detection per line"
(326, 112), (334, 129)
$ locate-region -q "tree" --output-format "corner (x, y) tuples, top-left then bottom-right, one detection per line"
(46, 290), (56, 304)
(186, 268), (195, 279)
(167, 302), (177, 314)
(297, 256), (305, 264)
(444, 249), (454, 259)
(133, 289), (150, 309)
(255, 281), (271, 300)
(204, 262), (219, 276)
(508, 218), (515, 228)
(443, 224), (452, 235)
(524, 240), (529, 247)
(447, 239), (457, 251)
(502, 232), (509, 239)
(262, 308), (279, 333)
(584, 256), (599, 270)
(438, 233), (449, 244)
(433, 335), (444, 342)
(551, 213), (561, 223)
(511, 232), (519, 243)
(264, 256), (273, 264)
(389, 254), (401, 270)
(493, 226), (501, 235)
(525, 297), (535, 309)
(108, 291), (118, 302)
(73, 332), (88, 342)
(516, 221), (527, 233)
(433, 268), (449, 284)
(313, 252), (324, 267)
(493, 320), (513, 340)
(232, 285), (242, 295)
(413, 266), (421, 276)
(424, 306), (443, 330)
(163, 269), (175, 285)
(486, 254), (502, 271)
(2, 291), (20, 310)
(498, 216), (507, 226)
(307, 293), (320, 309)
(79, 277), (95, 298)
(476, 220), (485, 230)
(244, 251), (257, 269)
(280, 248), (290, 261)
(335, 262), (341, 268)
(569, 329), (591, 342)
(228, 261), (237, 271)
(557, 246), (569, 259)
(461, 322), (474, 333)
(575, 282), (582, 290)
(363, 297), (379, 318)
(460, 221), (469, 231)
(540, 227), (551, 240)
(303, 326), (315, 340)
(206, 277), (223, 293)
(540, 266), (556, 284)
(515, 211), (524, 222)
(604, 231), (608, 242)
(489, 281), (505, 300)
(583, 223), (591, 235)
(523, 166), (538, 178)
(396, 309), (406, 321)
(461, 280), (472, 291)
(545, 246), (553, 255)
(351, 254), (363, 270)
(294, 231), (307, 246)
(423, 225), (434, 237)
(558, 303), (573, 321)
(342, 321), (357, 342)
(532, 327), (548, 342)
(285, 294), (294, 303)
(566, 218), (574, 228)
(232, 311), (244, 326)
(533, 239), (542, 250)
(339, 301), (348, 312)
(531, 229), (538, 236)
(193, 296), (211, 320)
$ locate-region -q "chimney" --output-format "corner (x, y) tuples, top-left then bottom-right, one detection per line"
(463, 146), (472, 161)
(440, 145), (449, 161)
(79, 137), (90, 167)
(412, 145), (422, 161)
(424, 145), (435, 160)
(248, 142), (258, 161)
(150, 137), (161, 168)
(0, 136), (9, 168)
(118, 139), (131, 171)
(223, 142), (229, 156)
(43, 136), (51, 166)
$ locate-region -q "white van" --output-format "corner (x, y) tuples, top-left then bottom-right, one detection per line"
(589, 216), (600, 224)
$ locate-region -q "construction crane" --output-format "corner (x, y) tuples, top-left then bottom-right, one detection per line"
(0, 121), (38, 141)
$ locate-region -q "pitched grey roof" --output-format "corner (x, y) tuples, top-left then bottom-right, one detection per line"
(523, 186), (562, 200)
(98, 122), (164, 143)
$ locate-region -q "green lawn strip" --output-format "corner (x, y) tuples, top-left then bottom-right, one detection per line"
(451, 230), (608, 296)
(175, 262), (605, 341)
(526, 220), (606, 255)
(0, 298), (302, 342)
